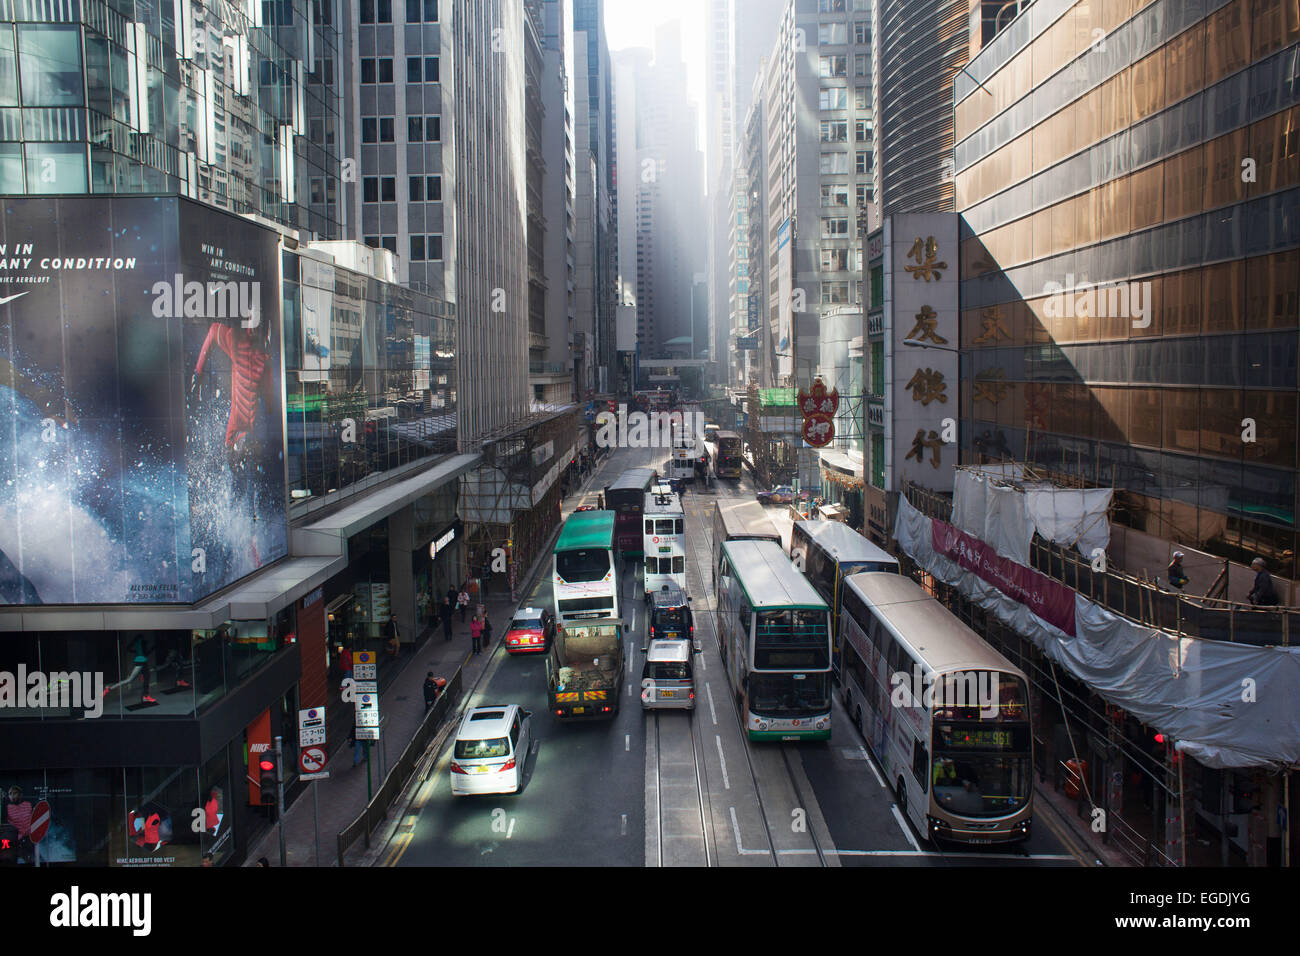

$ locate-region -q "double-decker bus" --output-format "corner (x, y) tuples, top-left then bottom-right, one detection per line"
(711, 499), (782, 590)
(713, 431), (743, 479)
(643, 487), (686, 599)
(790, 520), (899, 671)
(552, 510), (620, 624)
(669, 419), (698, 484)
(840, 572), (1033, 844)
(715, 539), (832, 741)
(604, 468), (655, 555)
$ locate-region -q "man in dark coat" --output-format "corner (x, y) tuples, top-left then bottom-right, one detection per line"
(1249, 557), (1279, 606)
(422, 672), (439, 712)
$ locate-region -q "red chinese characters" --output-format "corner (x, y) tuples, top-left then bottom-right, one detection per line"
(798, 378), (839, 448)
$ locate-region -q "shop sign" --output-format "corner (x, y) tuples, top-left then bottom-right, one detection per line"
(430, 526), (456, 558)
(302, 586), (324, 608)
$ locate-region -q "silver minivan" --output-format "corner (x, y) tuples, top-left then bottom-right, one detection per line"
(640, 639), (695, 711)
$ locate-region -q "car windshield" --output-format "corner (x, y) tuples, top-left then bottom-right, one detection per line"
(654, 608), (686, 631)
(512, 617), (544, 630)
(556, 548), (610, 582)
(648, 662), (690, 681)
(454, 737), (509, 760)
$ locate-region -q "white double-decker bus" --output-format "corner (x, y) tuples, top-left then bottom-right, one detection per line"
(840, 572), (1033, 844)
(553, 510), (619, 624)
(642, 486), (685, 600)
(715, 539), (832, 741)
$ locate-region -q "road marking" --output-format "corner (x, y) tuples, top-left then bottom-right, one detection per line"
(891, 805), (921, 852)
(621, 813), (628, 836)
(625, 734), (631, 751)
(531, 739), (539, 755)
(631, 606), (637, 628)
(715, 734), (730, 789)
(627, 640), (632, 661)
(705, 682), (717, 725)
(697, 652), (705, 671)
(728, 806), (770, 856)
(506, 817), (516, 839)
(627, 682), (632, 696)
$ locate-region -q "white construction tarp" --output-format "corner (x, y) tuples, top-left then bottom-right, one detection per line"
(952, 468), (1113, 561)
(896, 496), (1300, 770)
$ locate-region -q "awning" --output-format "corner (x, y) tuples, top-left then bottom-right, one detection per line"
(0, 452), (481, 632)
(818, 447), (864, 477)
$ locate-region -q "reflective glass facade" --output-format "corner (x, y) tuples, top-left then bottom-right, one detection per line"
(0, 0), (344, 238)
(956, 0), (1300, 576)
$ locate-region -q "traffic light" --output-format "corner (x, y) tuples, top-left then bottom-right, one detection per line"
(258, 753), (277, 805)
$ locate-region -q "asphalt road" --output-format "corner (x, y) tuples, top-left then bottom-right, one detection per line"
(385, 441), (1085, 867)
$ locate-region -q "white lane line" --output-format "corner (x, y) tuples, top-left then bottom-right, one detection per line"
(625, 734), (631, 751)
(627, 682), (632, 696)
(891, 805), (921, 852)
(804, 849), (1078, 859)
(621, 813), (628, 836)
(715, 734), (730, 789)
(728, 806), (770, 856)
(627, 640), (633, 661)
(697, 652), (705, 671)
(861, 747), (886, 789)
(506, 817), (516, 839)
(705, 682), (718, 725)
(631, 606), (637, 629)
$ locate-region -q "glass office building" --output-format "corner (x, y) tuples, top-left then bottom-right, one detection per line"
(955, 0), (1300, 578)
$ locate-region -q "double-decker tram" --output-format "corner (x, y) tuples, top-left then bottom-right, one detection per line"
(713, 431), (743, 479)
(642, 486), (686, 599)
(790, 520), (899, 671)
(552, 510), (619, 624)
(839, 572), (1033, 843)
(715, 539), (832, 741)
(604, 468), (655, 555)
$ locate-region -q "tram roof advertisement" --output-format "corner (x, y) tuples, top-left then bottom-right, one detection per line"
(0, 196), (288, 606)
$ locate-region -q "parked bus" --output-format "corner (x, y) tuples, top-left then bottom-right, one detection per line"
(643, 487), (686, 599)
(715, 539), (832, 741)
(713, 431), (743, 479)
(790, 520), (899, 672)
(840, 572), (1033, 844)
(552, 510), (620, 624)
(711, 498), (782, 590)
(604, 468), (655, 555)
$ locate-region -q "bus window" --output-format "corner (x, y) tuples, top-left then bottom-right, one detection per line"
(645, 519), (653, 534)
(557, 549), (610, 582)
(672, 556), (684, 573)
(675, 518), (684, 534)
(912, 738), (929, 792)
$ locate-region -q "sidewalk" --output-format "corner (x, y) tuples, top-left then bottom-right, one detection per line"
(245, 530), (565, 868)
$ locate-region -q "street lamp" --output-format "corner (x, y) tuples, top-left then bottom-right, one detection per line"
(901, 339), (960, 353)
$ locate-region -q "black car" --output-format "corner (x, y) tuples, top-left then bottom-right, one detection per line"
(648, 584), (693, 642)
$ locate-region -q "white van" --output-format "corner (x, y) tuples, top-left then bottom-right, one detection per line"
(449, 704), (532, 795)
(640, 639), (695, 711)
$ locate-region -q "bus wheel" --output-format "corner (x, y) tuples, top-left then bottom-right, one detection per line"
(896, 777), (907, 819)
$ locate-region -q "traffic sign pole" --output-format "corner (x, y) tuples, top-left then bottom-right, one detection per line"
(274, 735), (287, 868)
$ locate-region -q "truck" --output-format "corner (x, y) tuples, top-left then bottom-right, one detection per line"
(546, 618), (625, 720)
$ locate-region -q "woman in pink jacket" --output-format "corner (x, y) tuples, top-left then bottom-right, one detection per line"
(470, 615), (484, 656)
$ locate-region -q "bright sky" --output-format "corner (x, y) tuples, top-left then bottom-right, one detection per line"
(603, 0), (709, 162)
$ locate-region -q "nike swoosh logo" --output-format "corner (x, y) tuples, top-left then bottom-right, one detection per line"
(0, 292), (29, 305)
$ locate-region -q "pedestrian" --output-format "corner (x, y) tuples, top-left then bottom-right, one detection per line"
(1249, 557), (1280, 606)
(482, 613), (494, 650)
(1167, 551), (1188, 590)
(339, 645), (353, 682)
(458, 586), (470, 623)
(384, 617), (400, 658)
(349, 724), (364, 767)
(423, 671), (439, 712)
(442, 597), (455, 642)
(470, 614), (484, 655)
(201, 852), (214, 867)
(256, 857), (270, 867)
(446, 583), (458, 606)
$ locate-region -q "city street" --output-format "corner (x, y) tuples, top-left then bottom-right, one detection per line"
(383, 445), (1085, 868)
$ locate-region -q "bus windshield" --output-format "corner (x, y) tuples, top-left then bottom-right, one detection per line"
(839, 559), (897, 577)
(747, 672), (831, 718)
(931, 672), (1028, 721)
(754, 609), (828, 669)
(931, 723), (1032, 816)
(556, 549), (610, 583)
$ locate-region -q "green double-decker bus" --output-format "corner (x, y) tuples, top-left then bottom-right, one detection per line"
(553, 510), (619, 624)
(715, 539), (832, 741)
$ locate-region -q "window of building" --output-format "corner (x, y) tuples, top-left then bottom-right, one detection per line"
(856, 150), (870, 174)
(854, 54), (868, 76)
(377, 0), (392, 22)
(854, 20), (869, 43)
(361, 0), (374, 23)
(821, 282), (849, 304)
(819, 56), (846, 78)
(855, 119), (871, 142)
(855, 86), (868, 110)
(819, 87), (847, 110)
(820, 152), (848, 174)
(407, 56), (422, 83)
(425, 57), (439, 83)
(380, 117), (394, 141)
(821, 248), (849, 271)
(818, 0), (847, 10)
(856, 183), (870, 207)
(381, 176), (395, 201)
(427, 234), (443, 260)
(821, 184), (849, 207)
(822, 218), (848, 237)
(406, 0), (438, 21)
(364, 235), (379, 247)
(426, 116), (440, 141)
(426, 174), (442, 200)
(17, 24), (83, 107)
(820, 120), (847, 142)
(409, 175), (423, 201)
(363, 176), (378, 203)
(410, 235), (425, 261)
(362, 117), (377, 142)
(409, 116), (423, 141)
(818, 23), (847, 45)
(381, 236), (396, 254)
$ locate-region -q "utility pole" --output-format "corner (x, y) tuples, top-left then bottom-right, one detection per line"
(274, 735), (287, 867)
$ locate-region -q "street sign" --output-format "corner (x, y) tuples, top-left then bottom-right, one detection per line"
(300, 746), (328, 774)
(298, 707), (326, 747)
(354, 662), (376, 680)
(29, 801), (50, 844)
(353, 681), (378, 695)
(356, 709), (380, 727)
(301, 772), (330, 781)
(355, 727), (380, 740)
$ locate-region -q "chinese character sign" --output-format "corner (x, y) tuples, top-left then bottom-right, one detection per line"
(798, 378), (839, 448)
